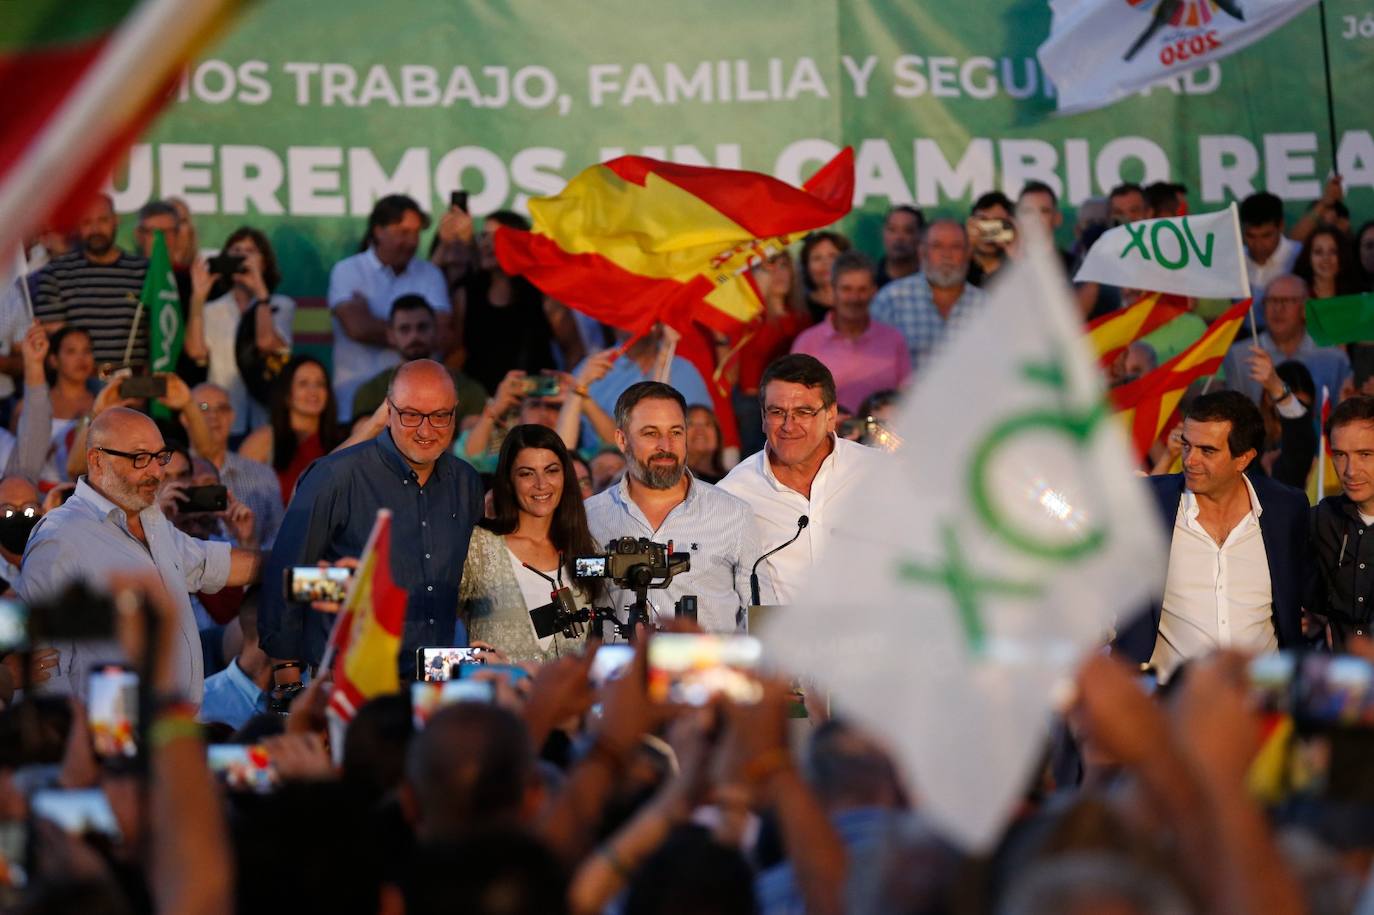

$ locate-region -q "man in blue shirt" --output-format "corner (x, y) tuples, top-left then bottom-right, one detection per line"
(259, 360), (483, 678)
(576, 326), (712, 448)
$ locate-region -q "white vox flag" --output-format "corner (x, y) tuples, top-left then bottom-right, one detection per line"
(1074, 204), (1252, 298)
(760, 238), (1167, 851)
(1038, 0), (1319, 116)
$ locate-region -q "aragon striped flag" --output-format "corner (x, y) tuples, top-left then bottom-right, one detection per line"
(324, 510), (408, 725)
(1086, 292), (1187, 367)
(0, 0), (243, 263)
(1111, 297), (1252, 458)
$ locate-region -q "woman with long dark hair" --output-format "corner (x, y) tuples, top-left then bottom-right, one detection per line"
(184, 226), (294, 437)
(239, 355), (345, 503)
(459, 424), (601, 661)
(1293, 226), (1362, 300)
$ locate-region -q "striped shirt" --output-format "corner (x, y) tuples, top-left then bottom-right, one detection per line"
(583, 471), (775, 633)
(218, 450), (285, 549)
(870, 273), (985, 374)
(35, 250), (148, 366)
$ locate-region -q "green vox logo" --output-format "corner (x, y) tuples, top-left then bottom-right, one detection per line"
(1119, 216), (1214, 271)
(894, 356), (1110, 655)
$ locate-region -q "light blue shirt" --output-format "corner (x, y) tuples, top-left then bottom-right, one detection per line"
(579, 354), (713, 447)
(1221, 330), (1351, 406)
(583, 472), (775, 632)
(327, 248), (450, 419)
(19, 477), (231, 705)
(870, 273), (986, 373)
(199, 658), (268, 729)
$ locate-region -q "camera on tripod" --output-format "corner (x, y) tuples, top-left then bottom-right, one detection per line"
(557, 537), (694, 640)
(574, 537), (690, 590)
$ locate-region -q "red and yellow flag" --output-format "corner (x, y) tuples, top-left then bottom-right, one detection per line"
(325, 510), (408, 724)
(495, 149), (853, 337)
(1111, 297), (1252, 458)
(494, 151), (853, 447)
(1086, 292), (1186, 366)
(0, 0), (242, 259)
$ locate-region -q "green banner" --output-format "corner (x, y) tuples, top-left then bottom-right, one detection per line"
(113, 0), (1374, 303)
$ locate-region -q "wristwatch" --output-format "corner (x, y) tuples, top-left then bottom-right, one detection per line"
(1275, 382), (1293, 403)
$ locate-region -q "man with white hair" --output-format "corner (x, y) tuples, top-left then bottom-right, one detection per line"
(20, 407), (262, 704)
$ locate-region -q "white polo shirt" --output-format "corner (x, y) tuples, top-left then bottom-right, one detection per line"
(1150, 474), (1276, 680)
(718, 436), (885, 604)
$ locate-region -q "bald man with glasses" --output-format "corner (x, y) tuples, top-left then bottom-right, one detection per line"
(19, 407), (262, 705)
(259, 359), (484, 678)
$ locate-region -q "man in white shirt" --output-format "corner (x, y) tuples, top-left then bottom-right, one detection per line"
(328, 194), (451, 419)
(719, 354), (884, 604)
(1115, 391), (1310, 677)
(20, 408), (263, 705)
(1240, 191), (1301, 313)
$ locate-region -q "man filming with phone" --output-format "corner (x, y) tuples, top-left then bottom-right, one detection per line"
(583, 381), (773, 633)
(965, 190), (1018, 289)
(19, 408), (263, 705)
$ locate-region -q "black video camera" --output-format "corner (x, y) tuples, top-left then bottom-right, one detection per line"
(574, 537), (690, 590)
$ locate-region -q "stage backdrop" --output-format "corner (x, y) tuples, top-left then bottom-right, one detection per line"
(112, 0), (1374, 324)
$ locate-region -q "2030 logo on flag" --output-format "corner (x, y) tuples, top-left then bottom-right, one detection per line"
(1123, 0), (1244, 63)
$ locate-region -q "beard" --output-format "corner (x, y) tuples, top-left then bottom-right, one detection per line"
(103, 472), (158, 513)
(924, 263), (967, 289)
(630, 450), (685, 490)
(83, 233), (113, 256)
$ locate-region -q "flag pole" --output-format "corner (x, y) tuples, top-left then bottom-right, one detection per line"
(1317, 0), (1339, 173)
(1317, 385), (1329, 498)
(123, 294), (145, 368)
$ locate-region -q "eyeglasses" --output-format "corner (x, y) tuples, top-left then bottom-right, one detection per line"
(197, 402), (233, 416)
(0, 504), (39, 519)
(764, 405), (825, 425)
(388, 399), (455, 428)
(96, 447), (173, 469)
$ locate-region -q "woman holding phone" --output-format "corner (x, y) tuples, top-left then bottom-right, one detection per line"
(459, 423), (602, 662)
(184, 227), (295, 439)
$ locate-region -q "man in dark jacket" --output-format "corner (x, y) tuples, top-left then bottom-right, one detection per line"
(1115, 391), (1311, 674)
(1308, 395), (1374, 648)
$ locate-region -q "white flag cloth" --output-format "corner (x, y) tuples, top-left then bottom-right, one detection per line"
(1073, 204), (1251, 298)
(760, 239), (1167, 851)
(1038, 0), (1319, 116)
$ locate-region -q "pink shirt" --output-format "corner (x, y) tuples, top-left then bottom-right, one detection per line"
(790, 314), (912, 411)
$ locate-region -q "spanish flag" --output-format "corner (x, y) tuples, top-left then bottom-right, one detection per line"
(1086, 292), (1187, 366)
(1111, 298), (1252, 458)
(495, 149), (854, 338)
(0, 0), (244, 261)
(325, 510), (408, 724)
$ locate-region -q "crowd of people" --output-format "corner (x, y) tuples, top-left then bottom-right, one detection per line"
(0, 168), (1373, 914)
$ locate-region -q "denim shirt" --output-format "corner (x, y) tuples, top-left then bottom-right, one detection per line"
(259, 430), (483, 677)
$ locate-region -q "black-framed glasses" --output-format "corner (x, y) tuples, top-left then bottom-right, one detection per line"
(197, 401), (233, 416)
(387, 399), (455, 429)
(96, 447), (173, 469)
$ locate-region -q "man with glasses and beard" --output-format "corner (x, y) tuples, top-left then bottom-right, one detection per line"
(583, 381), (773, 633)
(34, 193), (150, 368)
(19, 408), (263, 704)
(260, 360), (483, 678)
(871, 219), (985, 375)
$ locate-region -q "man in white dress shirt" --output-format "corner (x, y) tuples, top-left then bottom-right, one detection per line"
(719, 354), (884, 604)
(1116, 391), (1310, 678)
(328, 194), (452, 419)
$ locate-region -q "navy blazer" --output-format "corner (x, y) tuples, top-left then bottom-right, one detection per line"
(1114, 472), (1311, 664)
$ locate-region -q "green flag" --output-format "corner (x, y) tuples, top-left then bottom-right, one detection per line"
(141, 232), (182, 417)
(1306, 293), (1374, 347)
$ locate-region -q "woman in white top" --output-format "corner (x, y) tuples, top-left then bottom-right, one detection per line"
(184, 227), (294, 437)
(459, 423), (603, 662)
(12, 326), (94, 483)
